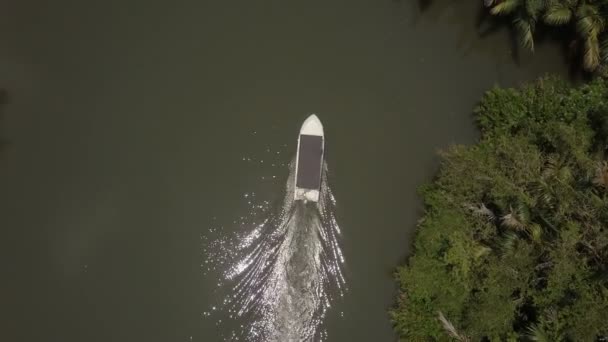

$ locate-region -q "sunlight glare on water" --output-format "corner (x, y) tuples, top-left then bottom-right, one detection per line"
(202, 159), (346, 341)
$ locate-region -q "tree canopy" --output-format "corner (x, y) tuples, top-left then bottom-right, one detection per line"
(392, 76), (608, 341)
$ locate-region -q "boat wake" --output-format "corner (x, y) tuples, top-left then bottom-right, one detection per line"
(202, 161), (346, 341)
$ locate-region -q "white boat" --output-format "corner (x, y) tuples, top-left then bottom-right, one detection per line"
(294, 114), (324, 202)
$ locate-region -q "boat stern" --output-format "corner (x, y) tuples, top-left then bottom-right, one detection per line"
(295, 188), (320, 202)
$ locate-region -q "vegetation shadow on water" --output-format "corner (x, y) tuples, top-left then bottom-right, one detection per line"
(406, 0), (586, 78)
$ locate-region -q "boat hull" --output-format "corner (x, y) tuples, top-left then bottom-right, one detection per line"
(294, 115), (324, 202)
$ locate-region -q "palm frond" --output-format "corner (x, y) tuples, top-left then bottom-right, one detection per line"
(577, 16), (595, 35)
(542, 154), (560, 178)
(601, 36), (608, 64)
(542, 155), (573, 183)
(526, 323), (550, 342)
(501, 202), (530, 230)
(467, 202), (496, 221)
(515, 200), (531, 222)
(499, 231), (520, 255)
(576, 5), (604, 37)
(531, 180), (556, 210)
(584, 34), (601, 70)
(501, 213), (524, 229)
(514, 16), (536, 51)
(543, 5), (572, 25)
(437, 311), (470, 342)
(491, 0), (522, 15)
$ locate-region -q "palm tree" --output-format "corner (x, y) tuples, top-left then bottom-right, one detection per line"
(487, 0), (541, 51)
(487, 0), (608, 71)
(573, 3), (606, 70)
(525, 309), (568, 341)
(526, 323), (551, 342)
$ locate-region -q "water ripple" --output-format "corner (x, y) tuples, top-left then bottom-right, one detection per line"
(203, 161), (346, 341)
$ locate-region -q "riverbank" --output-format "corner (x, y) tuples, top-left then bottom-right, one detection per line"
(392, 76), (608, 340)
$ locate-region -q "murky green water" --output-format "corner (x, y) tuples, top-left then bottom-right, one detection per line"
(0, 0), (568, 341)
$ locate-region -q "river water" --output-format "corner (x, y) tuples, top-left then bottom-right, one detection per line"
(0, 0), (568, 341)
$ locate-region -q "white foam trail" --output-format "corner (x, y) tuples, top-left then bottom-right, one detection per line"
(203, 161), (346, 341)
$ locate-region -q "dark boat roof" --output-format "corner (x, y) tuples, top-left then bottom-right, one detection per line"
(296, 134), (323, 190)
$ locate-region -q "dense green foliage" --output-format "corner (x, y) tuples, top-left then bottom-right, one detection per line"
(392, 77), (608, 341)
(486, 0), (608, 71)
